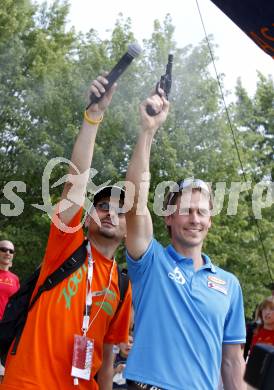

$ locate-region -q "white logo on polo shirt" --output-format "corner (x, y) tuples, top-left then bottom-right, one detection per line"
(168, 266), (186, 285)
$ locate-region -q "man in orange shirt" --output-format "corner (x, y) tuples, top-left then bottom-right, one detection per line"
(2, 75), (132, 389)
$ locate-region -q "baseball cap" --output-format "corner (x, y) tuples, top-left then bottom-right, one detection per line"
(93, 185), (125, 206)
(165, 178), (212, 207)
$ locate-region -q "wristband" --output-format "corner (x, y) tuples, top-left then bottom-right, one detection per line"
(84, 110), (103, 125)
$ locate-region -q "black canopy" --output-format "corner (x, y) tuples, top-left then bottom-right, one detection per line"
(210, 0), (274, 59)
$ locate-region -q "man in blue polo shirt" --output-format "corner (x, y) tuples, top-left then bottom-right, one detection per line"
(124, 90), (246, 390)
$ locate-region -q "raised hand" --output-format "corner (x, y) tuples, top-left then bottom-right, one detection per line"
(139, 88), (170, 133)
(86, 73), (117, 118)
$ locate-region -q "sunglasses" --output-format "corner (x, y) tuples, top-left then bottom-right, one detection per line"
(0, 247), (15, 254)
(95, 201), (125, 216)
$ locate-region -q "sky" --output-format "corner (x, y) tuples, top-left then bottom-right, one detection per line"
(42, 0), (273, 98)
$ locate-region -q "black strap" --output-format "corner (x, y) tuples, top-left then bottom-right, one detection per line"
(117, 267), (129, 310)
(29, 239), (88, 310)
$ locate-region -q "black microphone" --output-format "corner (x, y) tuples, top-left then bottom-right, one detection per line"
(86, 43), (142, 109)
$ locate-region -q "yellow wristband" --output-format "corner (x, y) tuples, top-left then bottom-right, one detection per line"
(84, 110), (103, 125)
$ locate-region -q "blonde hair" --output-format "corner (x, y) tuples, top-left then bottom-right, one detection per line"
(255, 296), (274, 325)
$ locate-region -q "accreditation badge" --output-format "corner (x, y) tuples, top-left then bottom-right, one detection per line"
(71, 335), (94, 383)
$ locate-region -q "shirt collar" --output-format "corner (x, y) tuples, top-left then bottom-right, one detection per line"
(166, 244), (216, 273)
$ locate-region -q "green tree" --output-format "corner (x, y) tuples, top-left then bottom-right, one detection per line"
(230, 74), (274, 316)
(0, 0), (78, 274)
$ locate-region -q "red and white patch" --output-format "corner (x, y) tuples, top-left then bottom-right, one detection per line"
(207, 281), (228, 295)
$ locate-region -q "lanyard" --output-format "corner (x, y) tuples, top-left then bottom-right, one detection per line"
(82, 241), (115, 336)
(82, 242), (94, 335)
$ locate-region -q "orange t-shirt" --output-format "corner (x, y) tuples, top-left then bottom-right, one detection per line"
(2, 209), (132, 390)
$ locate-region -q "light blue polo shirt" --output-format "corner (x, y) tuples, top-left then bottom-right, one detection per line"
(125, 239), (246, 390)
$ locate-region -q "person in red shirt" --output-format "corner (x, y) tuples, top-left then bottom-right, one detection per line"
(250, 296), (274, 354)
(0, 240), (20, 382)
(0, 240), (20, 320)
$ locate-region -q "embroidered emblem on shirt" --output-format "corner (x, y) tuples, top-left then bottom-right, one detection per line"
(168, 266), (186, 285)
(208, 281), (228, 295)
(208, 275), (226, 285)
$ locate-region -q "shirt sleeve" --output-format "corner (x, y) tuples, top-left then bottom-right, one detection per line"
(104, 282), (132, 345)
(126, 239), (155, 283)
(223, 278), (246, 344)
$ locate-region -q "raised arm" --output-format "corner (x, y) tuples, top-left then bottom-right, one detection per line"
(58, 75), (116, 226)
(125, 91), (169, 259)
